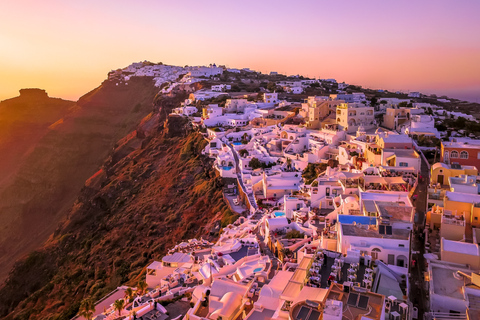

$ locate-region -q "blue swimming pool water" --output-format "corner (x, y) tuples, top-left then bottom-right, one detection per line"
(273, 211), (286, 217)
(253, 267), (263, 273)
(233, 142), (243, 145)
(222, 166), (233, 171)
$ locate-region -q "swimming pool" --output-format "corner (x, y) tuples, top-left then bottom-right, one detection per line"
(273, 211), (286, 217)
(253, 267), (263, 273)
(233, 142), (243, 145)
(222, 166), (233, 171)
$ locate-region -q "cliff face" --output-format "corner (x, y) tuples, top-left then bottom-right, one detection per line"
(0, 77), (159, 283)
(0, 97), (229, 319)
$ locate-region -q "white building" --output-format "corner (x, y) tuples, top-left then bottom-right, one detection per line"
(224, 99), (249, 113)
(189, 65), (224, 78)
(211, 84), (231, 92)
(190, 90), (228, 101)
(336, 103), (375, 133)
(408, 92), (421, 98)
(172, 106), (198, 117)
(264, 93), (278, 104)
(331, 93), (366, 103)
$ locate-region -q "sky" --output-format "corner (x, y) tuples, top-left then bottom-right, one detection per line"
(0, 0), (479, 102)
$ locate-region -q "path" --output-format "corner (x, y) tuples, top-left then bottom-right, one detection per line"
(227, 143), (258, 209)
(409, 152), (430, 319)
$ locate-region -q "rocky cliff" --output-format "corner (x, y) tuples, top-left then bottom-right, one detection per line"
(0, 83), (232, 320)
(0, 77), (159, 283)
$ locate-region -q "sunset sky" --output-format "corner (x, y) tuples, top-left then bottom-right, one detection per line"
(1, 0), (479, 102)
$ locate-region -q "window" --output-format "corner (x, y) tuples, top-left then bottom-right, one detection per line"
(460, 151), (469, 159)
(450, 150), (459, 158)
(399, 162), (408, 167)
(399, 244), (405, 248)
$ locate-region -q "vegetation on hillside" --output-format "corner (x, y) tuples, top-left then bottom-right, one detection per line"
(0, 96), (230, 320)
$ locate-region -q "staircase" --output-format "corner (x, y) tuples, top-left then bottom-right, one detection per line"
(228, 143), (258, 210)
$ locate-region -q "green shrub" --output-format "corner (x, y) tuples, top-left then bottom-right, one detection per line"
(285, 230), (304, 239)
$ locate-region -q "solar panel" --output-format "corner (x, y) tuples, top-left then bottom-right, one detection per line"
(386, 226), (393, 235)
(358, 295), (370, 310)
(379, 225), (385, 234)
(347, 292), (359, 306)
(297, 306), (310, 320)
(307, 310), (321, 320)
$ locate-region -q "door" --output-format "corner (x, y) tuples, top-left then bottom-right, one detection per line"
(437, 175), (444, 185)
(388, 254), (395, 265)
(371, 248), (381, 261)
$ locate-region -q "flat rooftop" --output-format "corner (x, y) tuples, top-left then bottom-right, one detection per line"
(245, 308), (275, 320)
(431, 265), (467, 299)
(229, 245), (258, 262)
(384, 149), (418, 158)
(443, 141), (480, 149)
(375, 201), (413, 222)
(341, 224), (410, 240)
(326, 283), (385, 320)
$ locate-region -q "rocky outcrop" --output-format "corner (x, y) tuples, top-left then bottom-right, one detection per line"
(18, 88), (48, 99)
(0, 77), (159, 284)
(0, 100), (228, 320)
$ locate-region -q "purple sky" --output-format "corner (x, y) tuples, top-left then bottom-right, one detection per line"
(0, 0), (479, 101)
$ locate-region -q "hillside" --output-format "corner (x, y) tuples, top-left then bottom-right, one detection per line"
(0, 90), (231, 319)
(0, 77), (159, 283)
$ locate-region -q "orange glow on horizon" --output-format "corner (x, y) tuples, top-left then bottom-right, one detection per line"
(0, 1), (479, 102)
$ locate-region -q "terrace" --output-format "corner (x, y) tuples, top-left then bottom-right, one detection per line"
(326, 283), (385, 320)
(441, 210), (465, 226)
(359, 176), (409, 192)
(306, 251), (369, 289)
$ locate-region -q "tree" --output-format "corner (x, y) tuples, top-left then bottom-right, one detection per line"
(398, 101), (408, 109)
(239, 149), (249, 157)
(78, 298), (95, 320)
(124, 287), (135, 302)
(137, 280), (148, 296)
(280, 248), (293, 259)
(267, 82), (277, 92)
(285, 230), (304, 239)
(113, 299), (125, 317)
(249, 157), (262, 170)
(286, 158), (292, 170)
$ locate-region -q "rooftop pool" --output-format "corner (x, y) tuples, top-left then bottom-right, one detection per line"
(253, 267), (263, 273)
(233, 142), (243, 146)
(273, 211), (286, 217)
(222, 166), (233, 171)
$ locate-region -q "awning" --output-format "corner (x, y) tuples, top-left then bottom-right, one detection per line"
(386, 154), (396, 162)
(363, 176), (387, 184)
(385, 177), (407, 185)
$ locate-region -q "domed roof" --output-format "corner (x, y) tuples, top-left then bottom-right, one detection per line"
(345, 196), (357, 204)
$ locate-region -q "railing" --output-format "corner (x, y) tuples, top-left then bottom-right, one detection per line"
(441, 217), (465, 226)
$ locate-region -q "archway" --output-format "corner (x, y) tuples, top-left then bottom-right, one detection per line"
(371, 248), (381, 260)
